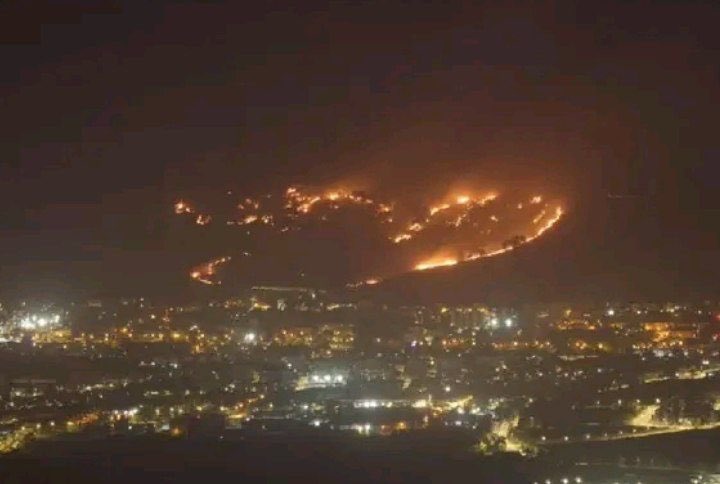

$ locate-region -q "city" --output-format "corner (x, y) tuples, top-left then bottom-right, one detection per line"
(2, 291), (720, 482)
(2, 1), (720, 482)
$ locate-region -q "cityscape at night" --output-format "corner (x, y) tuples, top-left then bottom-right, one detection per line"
(2, 295), (720, 482)
(1, 1), (720, 483)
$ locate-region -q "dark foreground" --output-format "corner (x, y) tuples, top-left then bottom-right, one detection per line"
(0, 431), (530, 484)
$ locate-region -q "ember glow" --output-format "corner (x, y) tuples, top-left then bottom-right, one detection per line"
(173, 184), (564, 287)
(189, 256), (232, 285)
(395, 192), (498, 244)
(415, 257), (459, 271)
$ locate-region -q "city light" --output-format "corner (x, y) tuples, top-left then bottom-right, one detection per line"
(3, 4), (717, 480)
(18, 314), (62, 331)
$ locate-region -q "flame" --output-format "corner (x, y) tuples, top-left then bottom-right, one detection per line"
(394, 191), (499, 243)
(180, 185), (565, 286)
(415, 257), (458, 271)
(393, 233), (412, 243)
(479, 193), (498, 205)
(532, 209), (546, 224)
(416, 204), (564, 270)
(526, 206), (563, 241)
(189, 256), (231, 285)
(429, 203), (451, 216)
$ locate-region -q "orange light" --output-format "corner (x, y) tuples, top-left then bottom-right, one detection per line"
(429, 203), (450, 216)
(393, 233), (412, 243)
(415, 257), (458, 271)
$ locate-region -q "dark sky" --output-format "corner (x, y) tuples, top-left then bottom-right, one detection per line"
(1, 1), (718, 300)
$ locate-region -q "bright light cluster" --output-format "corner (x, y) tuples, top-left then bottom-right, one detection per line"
(18, 314), (61, 331)
(311, 374), (345, 384)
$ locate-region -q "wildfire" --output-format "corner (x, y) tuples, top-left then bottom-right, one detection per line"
(393, 233), (412, 243)
(284, 187), (382, 215)
(525, 206), (563, 241)
(189, 256), (232, 286)
(415, 257), (458, 271)
(394, 191), (499, 244)
(176, 185), (565, 285)
(429, 203), (451, 216)
(412, 204), (564, 270)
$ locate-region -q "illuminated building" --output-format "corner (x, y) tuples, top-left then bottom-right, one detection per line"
(317, 324), (355, 353)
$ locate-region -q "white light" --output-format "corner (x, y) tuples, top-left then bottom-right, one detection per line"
(323, 374), (332, 382)
(490, 317), (499, 328)
(607, 308), (615, 317)
(444, 386), (451, 393)
(504, 318), (513, 328)
(243, 332), (256, 343)
(37, 317), (48, 327)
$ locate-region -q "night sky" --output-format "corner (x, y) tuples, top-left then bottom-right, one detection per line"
(1, 1), (718, 300)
